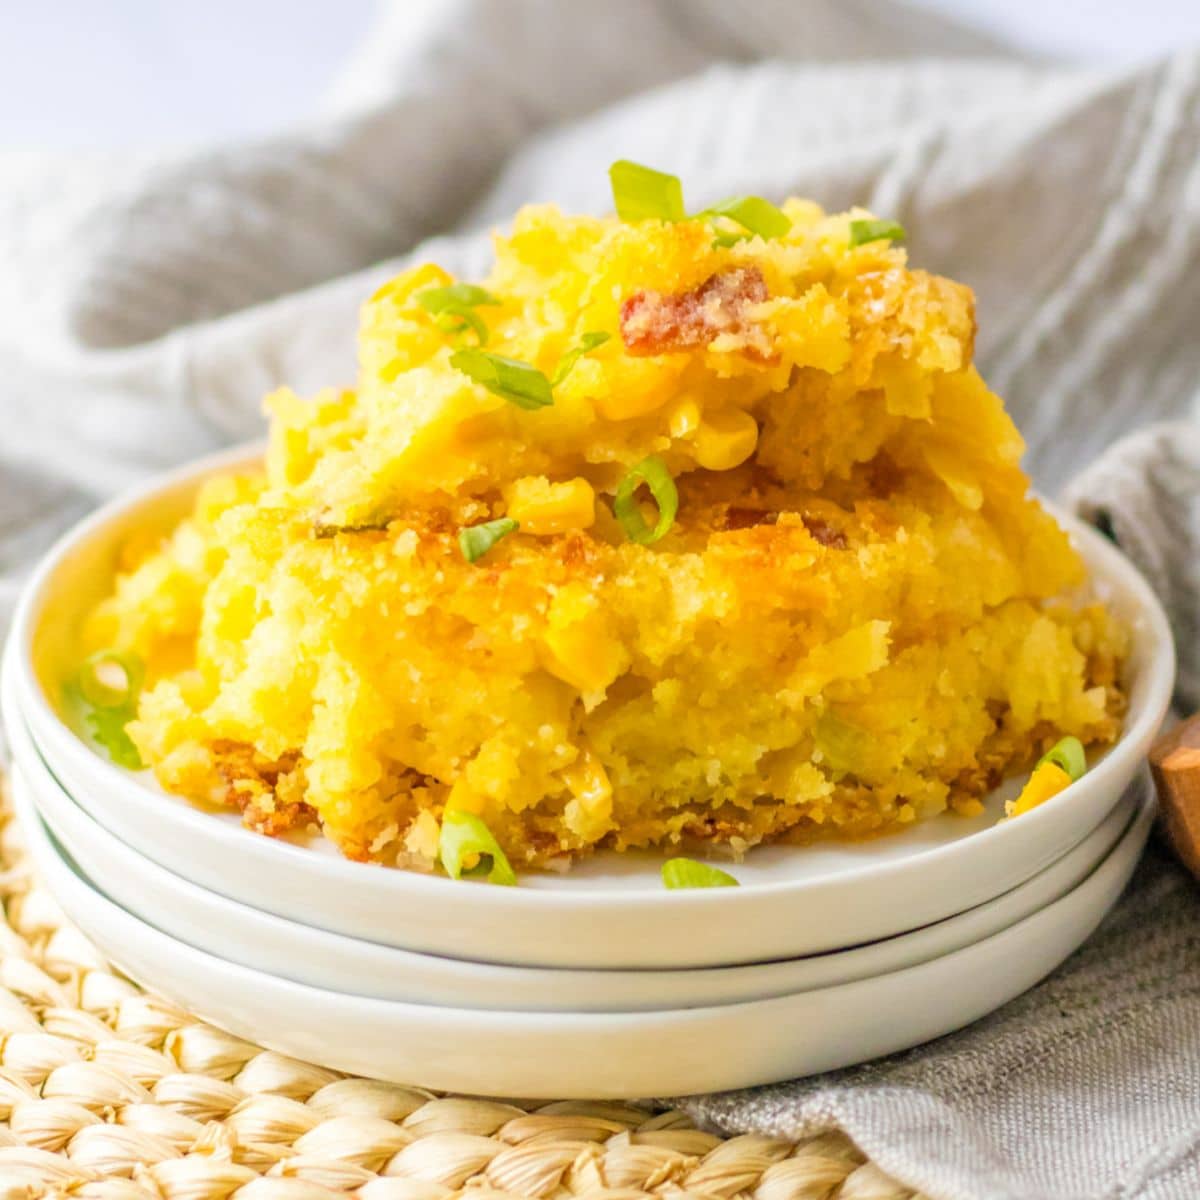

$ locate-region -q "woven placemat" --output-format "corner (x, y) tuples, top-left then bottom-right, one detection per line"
(0, 772), (929, 1200)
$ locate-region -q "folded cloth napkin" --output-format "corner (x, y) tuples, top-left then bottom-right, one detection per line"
(3, 3), (1200, 1196)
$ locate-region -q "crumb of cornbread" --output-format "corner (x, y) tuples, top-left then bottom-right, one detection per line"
(81, 199), (1127, 868)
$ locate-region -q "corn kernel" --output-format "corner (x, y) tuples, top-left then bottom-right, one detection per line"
(504, 475), (595, 534)
(563, 753), (614, 839)
(694, 408), (759, 471)
(541, 584), (626, 694)
(541, 624), (626, 694)
(668, 397), (702, 438)
(877, 359), (933, 419)
(923, 441), (983, 510)
(1005, 761), (1071, 819)
(594, 360), (674, 420)
(446, 776), (486, 815)
(563, 753), (613, 816)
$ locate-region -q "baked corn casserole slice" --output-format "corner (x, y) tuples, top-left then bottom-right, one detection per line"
(78, 165), (1126, 873)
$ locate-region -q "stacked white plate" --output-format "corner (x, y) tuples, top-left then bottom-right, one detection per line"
(0, 448), (1176, 1099)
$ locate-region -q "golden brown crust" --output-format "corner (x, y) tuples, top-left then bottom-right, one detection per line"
(840, 267), (977, 372)
(213, 741), (314, 839)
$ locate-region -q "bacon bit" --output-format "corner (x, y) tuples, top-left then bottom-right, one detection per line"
(866, 453), (903, 497)
(620, 267), (776, 360)
(722, 507), (778, 531)
(802, 516), (847, 549)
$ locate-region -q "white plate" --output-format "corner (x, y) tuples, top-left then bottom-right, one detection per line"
(7, 686), (1141, 1011)
(7, 445), (1175, 969)
(10, 765), (1154, 1098)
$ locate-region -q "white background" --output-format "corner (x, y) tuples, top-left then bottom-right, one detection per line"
(0, 0), (1196, 150)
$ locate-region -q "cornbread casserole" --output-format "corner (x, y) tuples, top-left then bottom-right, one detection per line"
(78, 166), (1126, 873)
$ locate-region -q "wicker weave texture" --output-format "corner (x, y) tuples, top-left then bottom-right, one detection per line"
(0, 776), (926, 1200)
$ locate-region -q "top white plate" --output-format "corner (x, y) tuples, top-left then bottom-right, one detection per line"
(6, 445), (1175, 969)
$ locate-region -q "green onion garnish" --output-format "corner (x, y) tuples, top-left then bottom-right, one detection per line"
(1038, 736), (1086, 783)
(79, 650), (143, 709)
(417, 284), (500, 346)
(712, 231), (751, 250)
(439, 809), (517, 886)
(450, 349), (554, 410)
(436, 308), (488, 344)
(613, 455), (678, 545)
(662, 858), (739, 889)
(75, 651), (144, 769)
(551, 331), (611, 387)
(609, 160), (686, 224)
(418, 283), (499, 309)
(848, 218), (906, 248)
(459, 518), (519, 564)
(701, 196), (791, 240)
(85, 706), (143, 770)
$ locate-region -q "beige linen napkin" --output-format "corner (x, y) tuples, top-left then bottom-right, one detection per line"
(3, 4), (1200, 1196)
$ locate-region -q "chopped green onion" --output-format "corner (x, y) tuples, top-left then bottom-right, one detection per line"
(73, 651), (144, 769)
(459, 518), (519, 564)
(434, 307), (488, 344)
(1038, 736), (1087, 783)
(417, 283), (500, 310)
(814, 712), (871, 774)
(450, 349), (554, 410)
(701, 196), (791, 240)
(417, 284), (500, 347)
(712, 231), (751, 250)
(79, 650), (143, 709)
(609, 160), (686, 223)
(662, 857), (739, 889)
(848, 218), (906, 248)
(312, 516), (391, 538)
(613, 455), (678, 545)
(85, 705), (143, 770)
(439, 809), (517, 886)
(551, 331), (611, 387)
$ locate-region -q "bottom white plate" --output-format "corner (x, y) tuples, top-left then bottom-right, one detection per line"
(11, 767), (1154, 1098)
